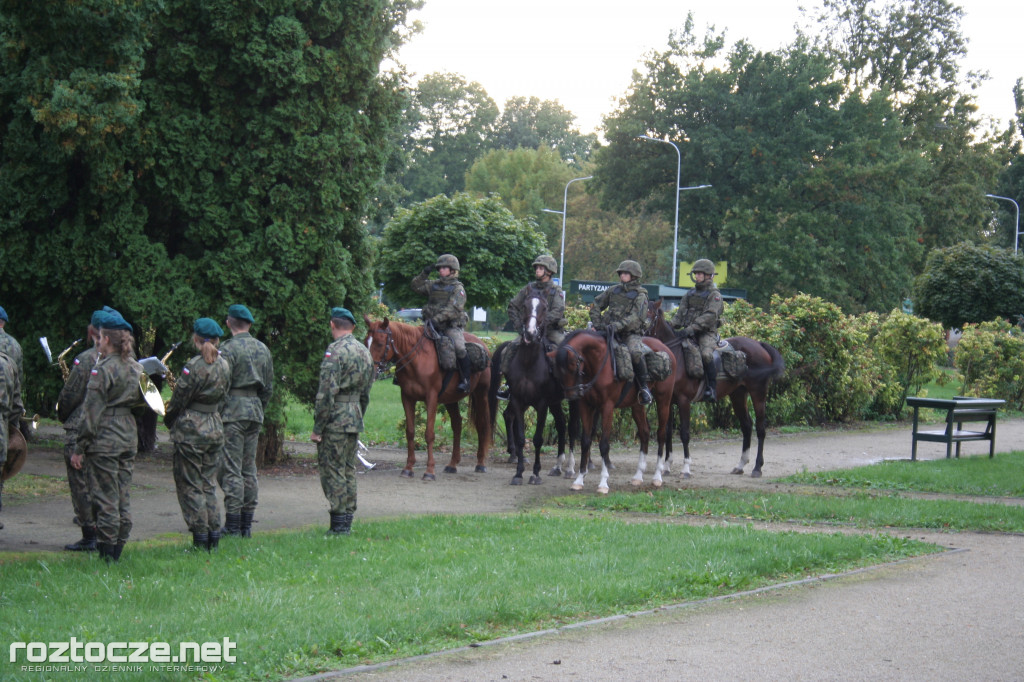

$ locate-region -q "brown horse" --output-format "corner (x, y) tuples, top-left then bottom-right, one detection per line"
(646, 300), (785, 478)
(364, 317), (491, 480)
(553, 329), (676, 493)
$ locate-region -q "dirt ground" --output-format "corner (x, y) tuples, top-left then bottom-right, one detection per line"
(4, 420), (1024, 680)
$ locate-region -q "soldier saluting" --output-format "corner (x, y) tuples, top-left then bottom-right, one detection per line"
(411, 254), (471, 392)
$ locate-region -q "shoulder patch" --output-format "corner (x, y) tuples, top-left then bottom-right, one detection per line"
(324, 351), (333, 358)
(182, 367), (191, 375)
(90, 369), (99, 376)
(73, 358), (81, 366)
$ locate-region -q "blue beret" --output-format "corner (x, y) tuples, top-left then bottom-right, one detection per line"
(91, 310), (110, 328)
(103, 312), (132, 331)
(193, 317), (223, 339)
(0, 306), (7, 322)
(331, 307), (355, 324)
(227, 304), (255, 323)
(102, 305), (121, 316)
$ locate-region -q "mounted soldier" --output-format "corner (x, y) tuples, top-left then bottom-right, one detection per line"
(670, 258), (724, 402)
(496, 254), (566, 400)
(411, 254), (471, 393)
(589, 260), (653, 405)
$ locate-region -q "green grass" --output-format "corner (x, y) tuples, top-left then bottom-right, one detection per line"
(282, 381), (411, 445)
(782, 451), (1024, 497)
(0, 514), (934, 681)
(552, 488), (1024, 532)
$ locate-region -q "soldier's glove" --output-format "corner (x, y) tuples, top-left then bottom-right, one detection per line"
(420, 265), (433, 276)
(678, 327), (694, 339)
(608, 321), (622, 333)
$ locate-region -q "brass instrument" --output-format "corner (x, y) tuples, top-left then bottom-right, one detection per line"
(139, 373), (166, 416)
(160, 342), (182, 392)
(57, 338), (83, 382)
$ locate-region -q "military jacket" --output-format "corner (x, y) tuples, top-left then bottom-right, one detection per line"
(165, 353), (230, 446)
(670, 283), (724, 334)
(220, 332), (274, 424)
(58, 346), (101, 427)
(590, 281), (649, 336)
(411, 272), (467, 329)
(508, 280), (566, 334)
(0, 351), (24, 429)
(0, 329), (23, 383)
(77, 353), (142, 455)
(313, 334), (373, 436)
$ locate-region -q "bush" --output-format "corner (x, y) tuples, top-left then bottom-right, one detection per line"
(954, 319), (1024, 409)
(868, 309), (948, 417)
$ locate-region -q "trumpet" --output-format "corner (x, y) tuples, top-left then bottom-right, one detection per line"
(160, 342), (182, 392)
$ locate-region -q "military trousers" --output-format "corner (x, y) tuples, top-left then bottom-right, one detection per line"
(317, 431), (358, 516)
(63, 428), (94, 526)
(87, 448), (134, 546)
(173, 440), (223, 534)
(218, 419), (260, 515)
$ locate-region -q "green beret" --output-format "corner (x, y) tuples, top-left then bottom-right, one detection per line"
(90, 310), (110, 328)
(102, 305), (121, 316)
(227, 304), (255, 323)
(0, 306), (7, 322)
(103, 312), (132, 331)
(331, 307), (355, 324)
(193, 317), (223, 339)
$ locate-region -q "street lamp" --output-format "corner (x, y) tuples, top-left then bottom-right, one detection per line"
(985, 194), (1021, 254)
(637, 135), (711, 285)
(542, 175), (592, 285)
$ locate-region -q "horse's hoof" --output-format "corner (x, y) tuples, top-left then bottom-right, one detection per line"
(443, 466), (457, 474)
(653, 479), (663, 488)
(751, 470), (762, 479)
(528, 475), (542, 485)
(564, 471), (575, 480)
(630, 478), (643, 487)
(597, 486), (609, 495)
(730, 468), (744, 475)
(400, 469), (414, 478)
(511, 477), (523, 486)
(475, 465), (487, 473)
(548, 467), (561, 477)
(423, 473), (436, 481)
(570, 483), (583, 491)
(506, 455), (516, 464)
(682, 472), (692, 479)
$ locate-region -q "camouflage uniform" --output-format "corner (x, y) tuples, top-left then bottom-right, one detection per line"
(590, 279), (650, 369)
(77, 353), (143, 549)
(166, 353), (230, 536)
(217, 331), (274, 522)
(1, 350), (24, 526)
(313, 333), (373, 522)
(502, 280), (566, 374)
(670, 281), (724, 373)
(411, 267), (468, 358)
(57, 346), (101, 532)
(0, 328), (23, 385)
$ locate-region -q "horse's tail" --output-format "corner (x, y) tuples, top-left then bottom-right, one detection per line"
(469, 377), (491, 453)
(746, 341), (786, 385)
(488, 342), (506, 430)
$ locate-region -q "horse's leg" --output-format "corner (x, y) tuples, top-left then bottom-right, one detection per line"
(652, 395), (672, 488)
(630, 404), (650, 487)
(422, 396), (440, 481)
(729, 388), (753, 475)
(442, 401), (463, 474)
(529, 404), (547, 485)
(549, 401), (566, 477)
(504, 405), (517, 463)
(401, 395), (418, 479)
(596, 403), (615, 494)
(471, 381), (491, 473)
(564, 398), (579, 478)
(751, 388), (768, 478)
(678, 400), (693, 479)
(571, 403), (596, 491)
(509, 399), (526, 485)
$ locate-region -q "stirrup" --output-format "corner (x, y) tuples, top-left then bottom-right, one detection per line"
(638, 386), (653, 405)
(496, 384), (510, 401)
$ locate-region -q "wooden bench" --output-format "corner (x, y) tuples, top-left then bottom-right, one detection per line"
(906, 396), (1005, 461)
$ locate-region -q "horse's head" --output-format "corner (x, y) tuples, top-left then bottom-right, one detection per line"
(522, 295), (547, 345)
(363, 316), (396, 377)
(554, 331), (595, 401)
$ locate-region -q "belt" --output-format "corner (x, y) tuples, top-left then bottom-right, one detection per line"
(335, 395), (360, 403)
(229, 388), (258, 397)
(104, 407), (132, 416)
(187, 403), (220, 413)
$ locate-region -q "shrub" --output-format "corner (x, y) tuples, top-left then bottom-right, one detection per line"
(955, 319), (1024, 409)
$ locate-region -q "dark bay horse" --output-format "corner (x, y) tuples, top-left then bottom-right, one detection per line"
(554, 330), (676, 493)
(646, 300), (785, 478)
(488, 295), (578, 485)
(364, 317), (491, 480)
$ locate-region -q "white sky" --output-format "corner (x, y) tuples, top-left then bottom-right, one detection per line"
(395, 0), (1023, 136)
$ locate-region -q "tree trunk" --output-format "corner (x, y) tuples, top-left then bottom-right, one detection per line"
(256, 421), (284, 468)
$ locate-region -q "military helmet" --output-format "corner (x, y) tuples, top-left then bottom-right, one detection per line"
(435, 254), (460, 271)
(616, 260), (643, 279)
(532, 255), (557, 275)
(691, 259), (716, 276)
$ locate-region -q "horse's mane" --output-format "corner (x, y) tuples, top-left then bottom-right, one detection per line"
(382, 318), (423, 346)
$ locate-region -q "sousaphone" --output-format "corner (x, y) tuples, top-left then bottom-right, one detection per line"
(140, 373), (166, 416)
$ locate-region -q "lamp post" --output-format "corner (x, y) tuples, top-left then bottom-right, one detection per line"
(985, 194), (1021, 254)
(542, 175), (592, 285)
(637, 135), (711, 286)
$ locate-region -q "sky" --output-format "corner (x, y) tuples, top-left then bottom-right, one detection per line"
(394, 0), (1024, 136)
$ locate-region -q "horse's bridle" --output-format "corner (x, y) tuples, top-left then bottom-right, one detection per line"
(557, 331), (611, 400)
(368, 324), (427, 379)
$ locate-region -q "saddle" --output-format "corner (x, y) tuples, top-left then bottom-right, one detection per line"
(424, 320), (488, 373)
(681, 338), (747, 382)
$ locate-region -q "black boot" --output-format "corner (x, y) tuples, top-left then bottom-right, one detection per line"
(65, 525), (98, 552)
(192, 531), (210, 551)
(340, 513), (353, 535)
(221, 512), (241, 536)
(456, 354), (471, 393)
(329, 513), (346, 534)
(110, 542), (124, 562)
(96, 542), (111, 561)
(635, 357), (653, 405)
(208, 530), (220, 550)
(496, 373), (510, 400)
(240, 511), (254, 538)
(702, 360), (717, 402)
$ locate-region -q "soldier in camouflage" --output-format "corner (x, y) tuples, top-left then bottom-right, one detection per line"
(70, 312), (143, 563)
(411, 254), (472, 392)
(0, 345), (25, 531)
(670, 259), (724, 402)
(0, 305), (24, 387)
(165, 318), (230, 551)
(496, 255), (566, 399)
(310, 307), (373, 535)
(589, 260), (653, 405)
(217, 304), (274, 538)
(56, 311), (104, 551)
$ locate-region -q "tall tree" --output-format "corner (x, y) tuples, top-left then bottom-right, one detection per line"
(491, 96), (596, 163)
(913, 243), (1024, 329)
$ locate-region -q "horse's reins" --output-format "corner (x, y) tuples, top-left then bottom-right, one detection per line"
(560, 331), (611, 400)
(369, 324), (429, 378)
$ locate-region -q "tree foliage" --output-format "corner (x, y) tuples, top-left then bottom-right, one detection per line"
(912, 243), (1024, 329)
(955, 318), (1024, 409)
(378, 193), (546, 310)
(491, 96), (596, 163)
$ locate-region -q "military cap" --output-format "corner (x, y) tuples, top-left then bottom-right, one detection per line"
(102, 305), (121, 316)
(91, 310), (111, 328)
(331, 307), (356, 324)
(193, 317), (223, 339)
(227, 304), (255, 323)
(0, 306), (7, 322)
(103, 312), (132, 331)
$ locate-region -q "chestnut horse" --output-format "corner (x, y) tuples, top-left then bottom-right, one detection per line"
(364, 317), (491, 480)
(646, 300), (785, 478)
(553, 329), (676, 493)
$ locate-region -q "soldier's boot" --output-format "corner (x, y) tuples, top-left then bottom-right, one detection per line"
(702, 360), (717, 402)
(329, 513), (348, 535)
(221, 512), (241, 537)
(208, 530), (220, 551)
(240, 511), (254, 538)
(340, 513), (353, 535)
(192, 531), (210, 552)
(96, 542), (111, 561)
(456, 354), (472, 393)
(65, 525), (98, 552)
(496, 373), (510, 400)
(110, 542), (124, 562)
(635, 357), (653, 406)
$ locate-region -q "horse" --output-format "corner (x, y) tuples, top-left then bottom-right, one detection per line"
(553, 329), (676, 493)
(645, 299), (785, 478)
(488, 294), (578, 485)
(364, 317), (491, 480)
